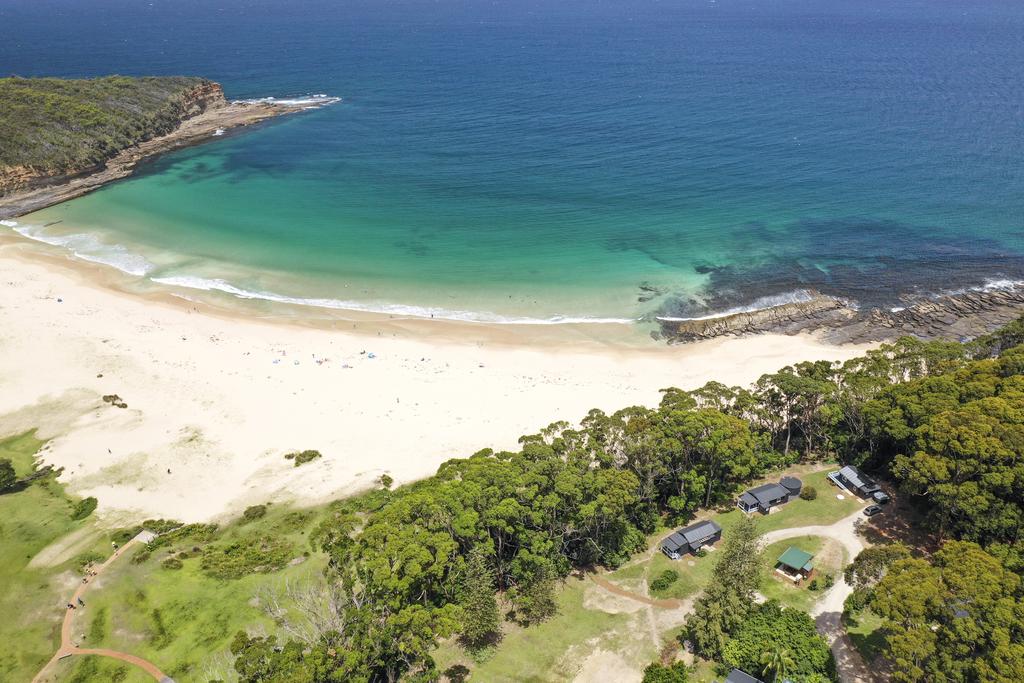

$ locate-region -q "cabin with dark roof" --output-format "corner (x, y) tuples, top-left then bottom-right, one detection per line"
(737, 477), (801, 514)
(830, 465), (881, 499)
(724, 669), (765, 683)
(660, 519), (723, 560)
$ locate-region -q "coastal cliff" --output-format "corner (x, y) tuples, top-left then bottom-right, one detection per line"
(0, 76), (332, 217)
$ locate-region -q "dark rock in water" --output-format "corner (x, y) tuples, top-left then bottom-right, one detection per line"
(658, 285), (1024, 345)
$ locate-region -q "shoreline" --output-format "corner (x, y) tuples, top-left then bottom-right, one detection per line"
(0, 236), (875, 523)
(0, 94), (335, 220)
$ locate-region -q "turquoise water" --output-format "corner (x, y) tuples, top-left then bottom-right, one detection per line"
(4, 0), (1024, 322)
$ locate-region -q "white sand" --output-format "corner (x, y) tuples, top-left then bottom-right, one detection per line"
(0, 240), (875, 523)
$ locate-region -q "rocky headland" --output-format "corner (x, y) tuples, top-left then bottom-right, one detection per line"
(0, 77), (333, 219)
(657, 286), (1024, 345)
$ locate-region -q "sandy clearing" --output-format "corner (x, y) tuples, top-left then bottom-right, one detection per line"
(28, 525), (102, 569)
(0, 240), (876, 522)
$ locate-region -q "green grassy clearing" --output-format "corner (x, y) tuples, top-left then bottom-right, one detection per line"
(74, 504), (331, 681)
(760, 536), (845, 612)
(845, 608), (887, 665)
(0, 431), (114, 682)
(434, 576), (652, 683)
(610, 468), (860, 604)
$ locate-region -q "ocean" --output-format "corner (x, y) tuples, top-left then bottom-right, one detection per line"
(3, 0), (1023, 326)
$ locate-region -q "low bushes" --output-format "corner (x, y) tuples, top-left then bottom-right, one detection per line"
(71, 496), (98, 520)
(284, 450), (322, 467)
(650, 569), (679, 593)
(199, 535), (294, 579)
(799, 486), (818, 501)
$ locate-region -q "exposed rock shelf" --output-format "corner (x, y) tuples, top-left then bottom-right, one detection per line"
(658, 287), (1024, 345)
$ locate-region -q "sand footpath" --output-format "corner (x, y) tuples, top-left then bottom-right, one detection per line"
(0, 240), (875, 523)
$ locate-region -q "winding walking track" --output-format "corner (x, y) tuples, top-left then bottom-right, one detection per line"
(32, 531), (175, 683)
(591, 509), (876, 683)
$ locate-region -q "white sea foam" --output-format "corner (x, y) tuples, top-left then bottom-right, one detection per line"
(7, 222), (155, 277)
(0, 219), (18, 227)
(150, 275), (636, 325)
(655, 289), (818, 322)
(233, 94), (341, 107)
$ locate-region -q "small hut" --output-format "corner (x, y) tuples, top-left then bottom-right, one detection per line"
(776, 546), (814, 582)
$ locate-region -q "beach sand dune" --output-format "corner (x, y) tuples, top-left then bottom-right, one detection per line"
(0, 240), (874, 523)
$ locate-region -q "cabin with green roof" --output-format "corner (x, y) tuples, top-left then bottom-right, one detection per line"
(775, 545), (814, 582)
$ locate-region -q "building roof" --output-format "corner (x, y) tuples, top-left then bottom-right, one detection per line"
(745, 482), (790, 508)
(725, 670), (764, 683)
(780, 476), (802, 493)
(838, 465), (879, 492)
(777, 546), (814, 571)
(661, 531), (688, 552)
(739, 491), (759, 507)
(680, 519), (722, 545)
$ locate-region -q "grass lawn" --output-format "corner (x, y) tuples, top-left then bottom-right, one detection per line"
(712, 469), (864, 538)
(612, 468), (861, 603)
(760, 536), (845, 612)
(0, 431), (115, 682)
(434, 576), (649, 683)
(74, 503), (331, 682)
(845, 608), (888, 665)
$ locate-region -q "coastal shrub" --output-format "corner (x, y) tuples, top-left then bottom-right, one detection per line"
(844, 589), (870, 614)
(799, 486), (818, 501)
(75, 551), (104, 571)
(111, 526), (143, 545)
(71, 496), (98, 520)
(87, 606), (108, 643)
(642, 661), (689, 683)
(650, 569), (680, 593)
(101, 394), (127, 409)
(0, 458), (15, 492)
(823, 573), (834, 589)
(140, 518), (187, 535)
(0, 75), (213, 174)
(145, 523), (218, 552)
(284, 449), (322, 467)
(161, 557), (183, 570)
(241, 504), (267, 523)
(695, 548), (708, 558)
(131, 549), (152, 565)
(149, 607), (173, 649)
(199, 535), (294, 579)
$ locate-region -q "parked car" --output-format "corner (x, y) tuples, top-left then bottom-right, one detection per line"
(864, 505), (883, 517)
(872, 491), (891, 504)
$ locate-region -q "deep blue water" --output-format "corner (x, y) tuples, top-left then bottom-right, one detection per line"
(3, 0), (1024, 321)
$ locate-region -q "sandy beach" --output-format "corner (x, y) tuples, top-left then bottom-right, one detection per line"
(0, 237), (875, 523)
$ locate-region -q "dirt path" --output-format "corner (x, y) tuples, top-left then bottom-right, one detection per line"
(761, 509), (877, 683)
(32, 531), (174, 683)
(589, 575), (683, 609)
(590, 508), (878, 683)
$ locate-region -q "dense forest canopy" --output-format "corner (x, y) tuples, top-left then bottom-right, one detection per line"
(214, 320), (1024, 682)
(0, 75), (213, 176)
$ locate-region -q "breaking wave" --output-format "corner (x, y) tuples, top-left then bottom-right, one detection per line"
(149, 275), (636, 325)
(233, 94), (341, 108)
(655, 289), (819, 322)
(5, 220), (155, 276)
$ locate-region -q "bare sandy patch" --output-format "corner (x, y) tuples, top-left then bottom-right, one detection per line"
(28, 525), (101, 569)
